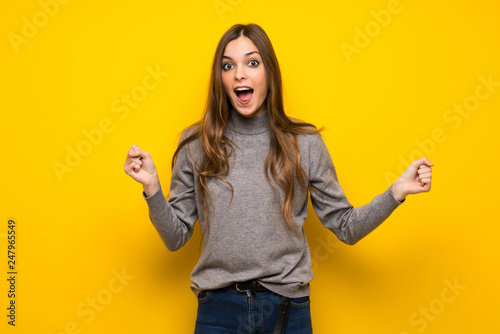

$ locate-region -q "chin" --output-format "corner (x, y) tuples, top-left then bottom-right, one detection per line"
(235, 109), (257, 118)
(232, 103), (265, 118)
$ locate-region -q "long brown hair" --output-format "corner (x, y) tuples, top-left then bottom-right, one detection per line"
(172, 23), (322, 236)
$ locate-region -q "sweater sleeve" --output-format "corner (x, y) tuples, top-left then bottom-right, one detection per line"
(142, 131), (199, 251)
(308, 133), (403, 245)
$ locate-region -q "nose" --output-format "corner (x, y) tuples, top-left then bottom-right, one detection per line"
(235, 65), (247, 81)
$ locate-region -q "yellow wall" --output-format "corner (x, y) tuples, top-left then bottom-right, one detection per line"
(2, 0), (499, 333)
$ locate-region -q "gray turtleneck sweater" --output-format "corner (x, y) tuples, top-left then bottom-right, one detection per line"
(142, 110), (403, 298)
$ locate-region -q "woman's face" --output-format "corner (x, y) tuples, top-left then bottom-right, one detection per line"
(221, 36), (268, 118)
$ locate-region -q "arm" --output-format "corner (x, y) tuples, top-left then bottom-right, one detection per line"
(308, 134), (432, 245)
(124, 136), (198, 251)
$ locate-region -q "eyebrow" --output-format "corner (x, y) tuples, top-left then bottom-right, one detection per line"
(222, 51), (260, 60)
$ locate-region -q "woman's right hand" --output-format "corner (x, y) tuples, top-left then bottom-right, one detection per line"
(124, 144), (160, 197)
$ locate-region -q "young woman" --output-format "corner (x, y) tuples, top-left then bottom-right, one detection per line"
(124, 23), (433, 334)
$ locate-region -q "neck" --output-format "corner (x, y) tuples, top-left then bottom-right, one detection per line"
(228, 108), (269, 135)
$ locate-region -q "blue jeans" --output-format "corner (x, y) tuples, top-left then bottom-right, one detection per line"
(194, 286), (313, 334)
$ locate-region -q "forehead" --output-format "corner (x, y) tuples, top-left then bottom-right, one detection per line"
(223, 36), (260, 58)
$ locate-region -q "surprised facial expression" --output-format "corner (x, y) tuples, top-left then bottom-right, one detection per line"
(221, 36), (269, 118)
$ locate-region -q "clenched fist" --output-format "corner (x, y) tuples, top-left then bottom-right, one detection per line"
(392, 157), (434, 202)
(124, 144), (160, 197)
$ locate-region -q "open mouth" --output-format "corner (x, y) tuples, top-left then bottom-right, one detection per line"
(234, 87), (254, 104)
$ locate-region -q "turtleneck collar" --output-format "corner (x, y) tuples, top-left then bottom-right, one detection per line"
(227, 108), (269, 135)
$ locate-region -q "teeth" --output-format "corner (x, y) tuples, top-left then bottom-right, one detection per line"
(235, 87), (252, 91)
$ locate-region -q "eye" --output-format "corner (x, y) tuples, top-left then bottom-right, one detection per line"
(248, 59), (259, 67)
(222, 63), (233, 71)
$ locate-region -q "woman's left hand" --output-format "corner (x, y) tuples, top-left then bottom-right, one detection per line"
(392, 157), (434, 202)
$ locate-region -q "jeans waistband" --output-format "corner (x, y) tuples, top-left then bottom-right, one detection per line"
(231, 280), (269, 294)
